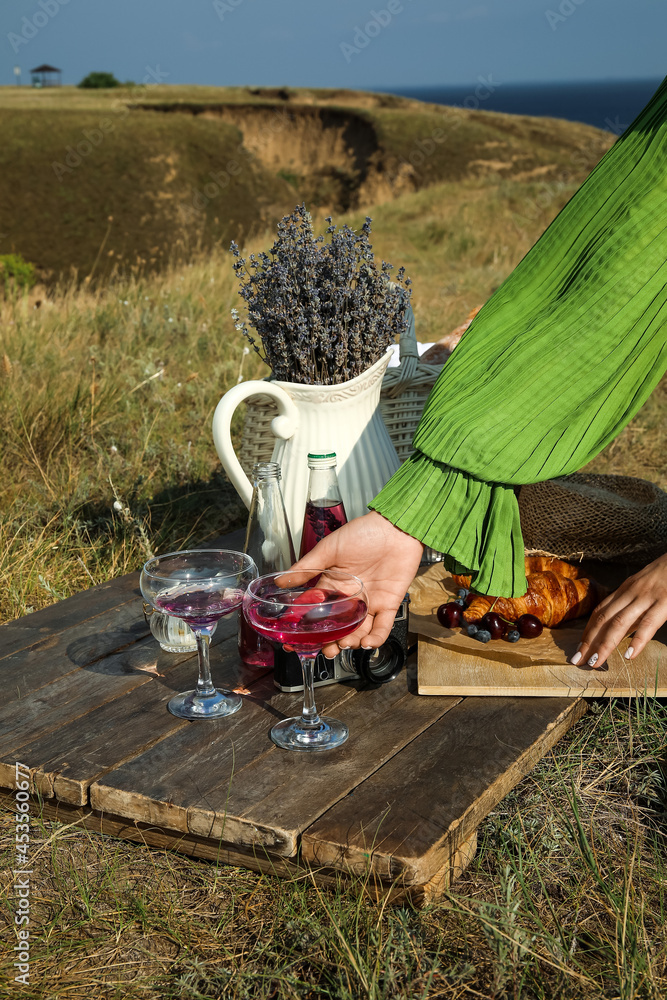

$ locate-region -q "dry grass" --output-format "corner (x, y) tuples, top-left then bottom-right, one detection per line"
(1, 171), (570, 624)
(0, 170), (665, 998)
(2, 700), (667, 998)
(0, 82), (613, 283)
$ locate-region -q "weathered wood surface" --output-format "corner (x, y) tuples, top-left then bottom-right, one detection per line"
(0, 541), (593, 897)
(89, 668), (460, 856)
(0, 573), (142, 661)
(0, 790), (472, 905)
(1, 598), (150, 704)
(2, 638), (250, 805)
(302, 697), (587, 884)
(0, 609), (240, 793)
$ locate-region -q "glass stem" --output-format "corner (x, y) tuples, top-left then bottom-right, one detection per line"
(194, 628), (216, 698)
(298, 653), (322, 730)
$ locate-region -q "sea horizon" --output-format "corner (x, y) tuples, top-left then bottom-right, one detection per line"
(379, 76), (664, 133)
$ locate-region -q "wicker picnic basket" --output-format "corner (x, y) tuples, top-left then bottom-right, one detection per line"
(379, 306), (444, 462)
(238, 306), (445, 473)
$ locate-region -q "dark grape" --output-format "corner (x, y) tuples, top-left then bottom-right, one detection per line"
(466, 623), (479, 637)
(464, 592), (476, 607)
(480, 612), (507, 640)
(476, 629), (492, 643)
(437, 602), (462, 629)
(516, 613), (543, 639)
(506, 629), (521, 643)
(262, 597), (287, 618)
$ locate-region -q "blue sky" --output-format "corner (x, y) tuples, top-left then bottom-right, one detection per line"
(2, 0), (665, 90)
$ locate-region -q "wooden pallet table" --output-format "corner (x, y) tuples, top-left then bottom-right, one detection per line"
(0, 542), (588, 904)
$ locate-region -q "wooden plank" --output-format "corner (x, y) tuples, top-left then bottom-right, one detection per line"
(0, 791), (472, 905)
(90, 665), (460, 857)
(302, 696), (587, 884)
(417, 634), (667, 697)
(2, 594), (242, 708)
(0, 612), (240, 774)
(0, 638), (174, 787)
(0, 573), (142, 659)
(194, 687), (462, 854)
(89, 678), (361, 846)
(20, 680), (190, 806)
(419, 831), (478, 905)
(4, 638), (272, 807)
(0, 789), (306, 878)
(0, 601), (150, 705)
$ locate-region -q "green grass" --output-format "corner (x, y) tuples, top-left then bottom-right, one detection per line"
(0, 253), (264, 621)
(0, 83), (614, 283)
(0, 106), (295, 284)
(0, 146), (665, 997)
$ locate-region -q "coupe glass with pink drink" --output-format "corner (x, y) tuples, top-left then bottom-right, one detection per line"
(140, 549), (257, 720)
(243, 570), (367, 751)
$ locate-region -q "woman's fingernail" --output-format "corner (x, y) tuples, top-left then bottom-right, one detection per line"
(361, 644), (373, 650)
(624, 646), (634, 659)
(588, 653), (599, 667)
(570, 651), (582, 665)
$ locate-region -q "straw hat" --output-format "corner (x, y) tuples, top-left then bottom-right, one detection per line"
(518, 473), (667, 564)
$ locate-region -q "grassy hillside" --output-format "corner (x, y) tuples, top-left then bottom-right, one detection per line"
(1, 169), (663, 623)
(0, 84), (613, 282)
(0, 106), (294, 283)
(0, 116), (666, 997)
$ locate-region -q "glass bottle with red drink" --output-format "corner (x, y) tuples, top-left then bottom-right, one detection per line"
(238, 462), (296, 668)
(299, 452), (348, 557)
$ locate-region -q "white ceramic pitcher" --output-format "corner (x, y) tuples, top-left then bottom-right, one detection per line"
(212, 349), (400, 553)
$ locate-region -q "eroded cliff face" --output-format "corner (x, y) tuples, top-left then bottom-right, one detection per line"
(0, 85), (614, 281)
(136, 94), (614, 215)
(136, 101), (416, 211)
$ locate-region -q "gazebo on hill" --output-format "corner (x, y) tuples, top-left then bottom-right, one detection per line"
(30, 64), (62, 87)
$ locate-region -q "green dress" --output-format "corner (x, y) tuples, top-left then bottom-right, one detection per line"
(370, 76), (667, 597)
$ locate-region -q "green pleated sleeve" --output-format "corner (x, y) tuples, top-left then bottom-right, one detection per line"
(370, 76), (667, 597)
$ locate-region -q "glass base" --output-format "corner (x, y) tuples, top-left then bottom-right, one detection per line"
(159, 640), (197, 653)
(270, 716), (349, 752)
(167, 688), (242, 720)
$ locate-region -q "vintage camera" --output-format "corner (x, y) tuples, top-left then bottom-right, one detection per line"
(273, 596), (411, 691)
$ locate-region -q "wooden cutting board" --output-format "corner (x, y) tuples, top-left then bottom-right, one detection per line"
(409, 564), (667, 697)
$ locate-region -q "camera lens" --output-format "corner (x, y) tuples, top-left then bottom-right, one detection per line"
(358, 637), (404, 684)
(336, 648), (359, 676)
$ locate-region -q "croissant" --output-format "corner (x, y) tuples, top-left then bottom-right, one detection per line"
(465, 571), (602, 628)
(524, 555), (582, 579)
(451, 555), (582, 593)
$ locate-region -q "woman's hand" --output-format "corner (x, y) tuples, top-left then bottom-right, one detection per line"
(290, 510), (423, 657)
(571, 552), (667, 667)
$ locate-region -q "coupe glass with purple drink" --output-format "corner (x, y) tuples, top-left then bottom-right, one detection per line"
(140, 549), (257, 719)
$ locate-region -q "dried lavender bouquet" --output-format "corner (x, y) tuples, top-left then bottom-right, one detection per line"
(230, 204), (411, 386)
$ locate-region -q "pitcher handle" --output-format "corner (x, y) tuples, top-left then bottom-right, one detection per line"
(211, 380), (299, 510)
